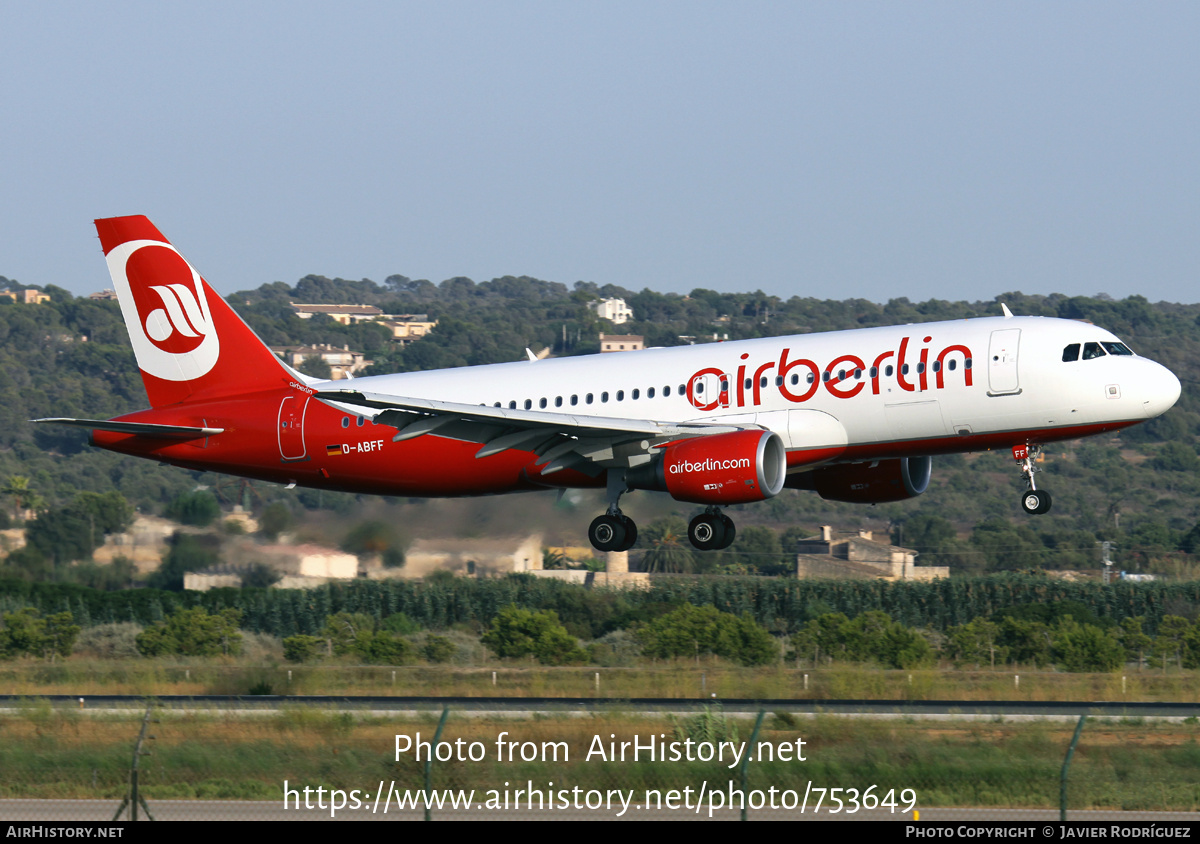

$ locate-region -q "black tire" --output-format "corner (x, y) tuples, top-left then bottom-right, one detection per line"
(716, 514), (736, 550)
(1020, 489), (1048, 515)
(588, 514), (627, 552)
(617, 515), (638, 552)
(688, 514), (726, 551)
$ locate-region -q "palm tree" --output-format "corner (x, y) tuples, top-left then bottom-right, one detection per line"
(641, 530), (695, 574)
(2, 476), (42, 521)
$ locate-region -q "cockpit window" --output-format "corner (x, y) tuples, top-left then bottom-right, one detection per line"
(1102, 342), (1133, 356)
(1062, 343), (1080, 362)
(1082, 342), (1106, 360)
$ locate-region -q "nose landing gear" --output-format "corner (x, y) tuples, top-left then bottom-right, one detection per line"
(1013, 444), (1052, 515)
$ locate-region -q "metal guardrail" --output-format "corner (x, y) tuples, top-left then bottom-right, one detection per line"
(4, 694), (1198, 717)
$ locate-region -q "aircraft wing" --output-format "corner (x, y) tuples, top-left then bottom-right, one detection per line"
(315, 388), (752, 476)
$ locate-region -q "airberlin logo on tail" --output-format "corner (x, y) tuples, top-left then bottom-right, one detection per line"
(105, 240), (220, 382)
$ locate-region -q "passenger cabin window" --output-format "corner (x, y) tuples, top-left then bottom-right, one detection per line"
(632, 389), (640, 400)
(648, 387), (656, 398)
(1062, 343), (1080, 362)
(1082, 342), (1106, 360)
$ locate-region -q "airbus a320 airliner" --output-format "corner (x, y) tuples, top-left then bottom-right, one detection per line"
(37, 217), (1182, 553)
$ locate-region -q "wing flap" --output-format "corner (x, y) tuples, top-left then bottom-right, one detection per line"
(315, 388), (754, 472)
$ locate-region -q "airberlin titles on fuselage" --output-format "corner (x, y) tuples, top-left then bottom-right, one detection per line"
(685, 334), (973, 411)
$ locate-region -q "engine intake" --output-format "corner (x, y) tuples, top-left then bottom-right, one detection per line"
(628, 429), (787, 505)
(788, 456), (932, 503)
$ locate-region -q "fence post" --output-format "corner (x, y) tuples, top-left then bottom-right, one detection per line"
(113, 703), (157, 822)
(1060, 715), (1087, 822)
(739, 710), (765, 821)
(425, 707), (450, 821)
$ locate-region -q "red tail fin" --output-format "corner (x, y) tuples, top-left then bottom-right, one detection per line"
(95, 215), (293, 408)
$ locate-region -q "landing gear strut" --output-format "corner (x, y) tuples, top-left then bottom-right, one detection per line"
(588, 471), (638, 552)
(1013, 444), (1052, 515)
(688, 508), (736, 551)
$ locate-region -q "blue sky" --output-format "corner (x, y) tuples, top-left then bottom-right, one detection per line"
(3, 2), (1197, 302)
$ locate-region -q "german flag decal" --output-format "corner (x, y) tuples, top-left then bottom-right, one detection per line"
(326, 444), (345, 457)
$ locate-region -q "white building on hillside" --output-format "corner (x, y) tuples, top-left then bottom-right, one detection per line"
(590, 298), (633, 324)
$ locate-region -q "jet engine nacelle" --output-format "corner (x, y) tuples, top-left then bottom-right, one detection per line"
(627, 429), (787, 505)
(789, 456), (932, 504)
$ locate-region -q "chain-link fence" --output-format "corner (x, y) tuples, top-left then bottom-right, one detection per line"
(2, 701), (1200, 821)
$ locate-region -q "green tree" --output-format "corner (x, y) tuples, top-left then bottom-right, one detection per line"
(641, 526), (696, 574)
(1150, 616), (1192, 672)
(147, 533), (220, 591)
(1118, 617), (1152, 670)
(165, 490), (221, 527)
(1053, 619), (1125, 672)
(258, 502), (293, 541)
(282, 634), (324, 663)
(0, 608), (79, 659)
(637, 604), (776, 666)
(298, 354), (332, 380)
(1, 476), (42, 520)
(240, 562), (282, 589)
(24, 491), (134, 566)
(422, 635), (457, 663)
(481, 606), (587, 665)
(321, 612), (377, 656)
(357, 632), (414, 665)
(947, 618), (1006, 668)
(136, 607), (243, 657)
(997, 617), (1054, 667)
(342, 520), (406, 568)
(725, 526), (789, 575)
(790, 612), (851, 665)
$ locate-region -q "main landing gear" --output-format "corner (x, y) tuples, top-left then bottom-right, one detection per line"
(1013, 443), (1052, 515)
(587, 473), (739, 552)
(588, 471), (638, 552)
(688, 508), (737, 551)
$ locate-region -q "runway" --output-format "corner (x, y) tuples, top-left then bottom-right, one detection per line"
(3, 694), (1198, 720)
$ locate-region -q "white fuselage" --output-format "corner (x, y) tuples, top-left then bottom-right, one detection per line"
(336, 315), (1180, 468)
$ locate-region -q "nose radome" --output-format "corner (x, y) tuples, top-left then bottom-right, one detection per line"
(1142, 362), (1181, 418)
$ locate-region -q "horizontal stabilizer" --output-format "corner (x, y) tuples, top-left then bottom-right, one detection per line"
(32, 418), (224, 439)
